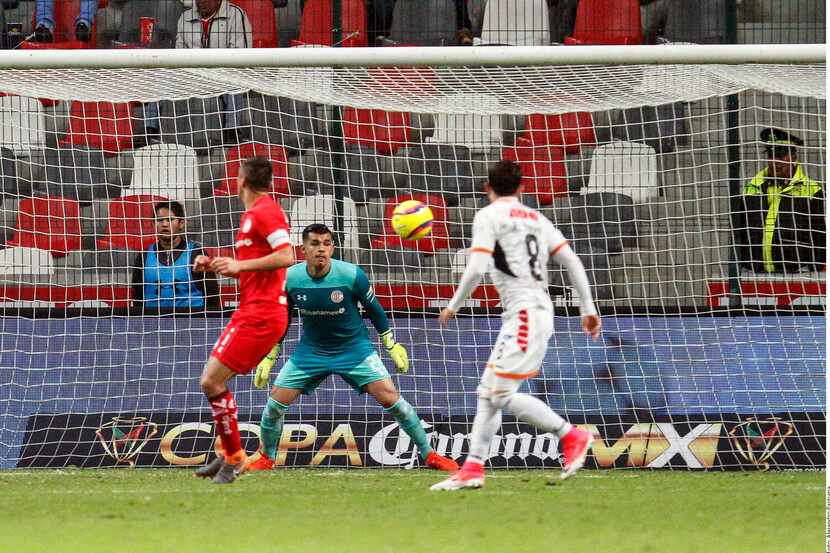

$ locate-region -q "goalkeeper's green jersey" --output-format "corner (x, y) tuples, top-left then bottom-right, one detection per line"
(286, 259), (390, 369)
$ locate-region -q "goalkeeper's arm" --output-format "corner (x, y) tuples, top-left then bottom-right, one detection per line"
(354, 267), (409, 373)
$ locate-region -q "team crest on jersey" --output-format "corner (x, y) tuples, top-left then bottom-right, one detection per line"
(330, 290), (344, 303)
(241, 217), (253, 233)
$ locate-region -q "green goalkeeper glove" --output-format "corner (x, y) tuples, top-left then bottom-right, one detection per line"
(380, 330), (409, 373)
(254, 343), (281, 389)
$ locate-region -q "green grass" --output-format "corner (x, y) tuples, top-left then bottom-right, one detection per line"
(1, 468), (823, 553)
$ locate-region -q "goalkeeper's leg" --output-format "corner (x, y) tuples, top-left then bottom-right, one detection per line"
(247, 386), (301, 471)
(365, 378), (458, 472)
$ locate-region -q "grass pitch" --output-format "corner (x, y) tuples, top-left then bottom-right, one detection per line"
(2, 468), (823, 553)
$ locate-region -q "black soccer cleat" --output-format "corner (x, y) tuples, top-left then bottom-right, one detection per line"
(34, 25), (53, 43)
(194, 456), (224, 479)
(212, 459), (247, 485)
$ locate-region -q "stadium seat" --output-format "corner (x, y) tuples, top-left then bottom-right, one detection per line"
(7, 196), (82, 256)
(158, 96), (223, 150)
(341, 144), (384, 205)
(247, 93), (317, 152)
(427, 94), (504, 154)
(370, 193), (450, 254)
(522, 112), (596, 154)
(586, 142), (658, 203)
(390, 143), (475, 204)
(0, 95), (47, 155)
(117, 0), (183, 48)
(569, 192), (637, 253)
(343, 107), (412, 155)
(611, 103), (689, 154)
(388, 0), (458, 46)
(0, 147), (23, 197)
(216, 142), (289, 197)
(565, 0), (643, 45)
(61, 101), (135, 155)
(96, 194), (166, 252)
(18, 0), (108, 49)
(0, 246), (55, 276)
(479, 0), (551, 46)
(201, 195), (244, 256)
(129, 144), (200, 201)
(41, 147), (117, 205)
(233, 0), (279, 48)
(501, 138), (567, 206)
(294, 0), (367, 47)
(663, 1), (727, 44)
(288, 194), (358, 259)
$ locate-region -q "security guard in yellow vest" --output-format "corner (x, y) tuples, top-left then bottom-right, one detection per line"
(738, 128), (824, 273)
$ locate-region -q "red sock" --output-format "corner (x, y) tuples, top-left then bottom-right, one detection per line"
(208, 390), (242, 458)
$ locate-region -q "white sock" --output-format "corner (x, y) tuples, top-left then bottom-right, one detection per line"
(505, 393), (572, 438)
(466, 395), (502, 465)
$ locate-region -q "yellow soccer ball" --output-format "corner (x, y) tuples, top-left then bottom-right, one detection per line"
(391, 200), (434, 241)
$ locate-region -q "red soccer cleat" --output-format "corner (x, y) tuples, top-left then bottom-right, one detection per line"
(425, 451), (459, 472)
(430, 461), (485, 491)
(246, 451), (275, 472)
(559, 426), (593, 480)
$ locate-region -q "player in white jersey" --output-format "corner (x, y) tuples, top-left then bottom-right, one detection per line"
(431, 160), (601, 491)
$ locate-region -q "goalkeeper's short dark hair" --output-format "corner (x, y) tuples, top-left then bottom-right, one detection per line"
(154, 200), (185, 220)
(302, 223), (333, 242)
(240, 156), (273, 191)
(488, 159), (523, 196)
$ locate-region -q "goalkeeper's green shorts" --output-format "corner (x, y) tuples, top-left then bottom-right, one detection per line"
(274, 353), (390, 395)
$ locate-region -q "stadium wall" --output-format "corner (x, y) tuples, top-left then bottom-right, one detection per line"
(1, 315), (824, 470)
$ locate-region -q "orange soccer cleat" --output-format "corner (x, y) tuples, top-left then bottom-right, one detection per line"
(559, 426), (594, 480)
(246, 451), (276, 472)
(425, 451), (459, 472)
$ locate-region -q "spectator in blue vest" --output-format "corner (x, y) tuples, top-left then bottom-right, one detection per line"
(33, 0), (98, 43)
(131, 201), (220, 309)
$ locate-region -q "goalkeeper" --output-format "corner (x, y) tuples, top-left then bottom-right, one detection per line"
(247, 223), (458, 472)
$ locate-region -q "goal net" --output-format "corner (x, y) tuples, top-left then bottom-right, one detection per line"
(0, 47), (825, 471)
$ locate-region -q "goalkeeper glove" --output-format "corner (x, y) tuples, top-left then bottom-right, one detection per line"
(380, 330), (409, 374)
(254, 343), (281, 389)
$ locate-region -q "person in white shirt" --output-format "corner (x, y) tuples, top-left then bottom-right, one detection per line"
(431, 159), (602, 491)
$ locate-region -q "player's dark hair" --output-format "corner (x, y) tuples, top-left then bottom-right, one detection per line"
(488, 159), (523, 196)
(240, 156), (273, 192)
(302, 223), (333, 242)
(154, 200), (185, 219)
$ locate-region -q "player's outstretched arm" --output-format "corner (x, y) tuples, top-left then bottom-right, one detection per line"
(552, 242), (601, 340)
(355, 267), (409, 373)
(210, 246), (295, 278)
(441, 250), (490, 327)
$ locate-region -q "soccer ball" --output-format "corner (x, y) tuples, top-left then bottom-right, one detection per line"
(391, 200), (434, 241)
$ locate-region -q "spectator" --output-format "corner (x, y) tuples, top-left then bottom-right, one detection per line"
(33, 0), (98, 43)
(131, 201), (221, 309)
(737, 127), (825, 274)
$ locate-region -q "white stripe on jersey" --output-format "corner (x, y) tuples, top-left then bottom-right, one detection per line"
(266, 228), (290, 250)
(470, 197), (566, 315)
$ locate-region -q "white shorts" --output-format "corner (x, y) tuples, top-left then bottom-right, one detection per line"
(485, 307), (553, 380)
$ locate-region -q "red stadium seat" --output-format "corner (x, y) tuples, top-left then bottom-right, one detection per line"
(8, 196), (82, 257)
(523, 112), (596, 154)
(97, 195), (166, 251)
(343, 108), (411, 155)
(61, 101), (135, 155)
(502, 138), (567, 206)
(216, 142), (289, 197)
(371, 194), (450, 254)
(565, 0), (643, 45)
(232, 0), (278, 48)
(293, 0), (367, 47)
(19, 0), (108, 49)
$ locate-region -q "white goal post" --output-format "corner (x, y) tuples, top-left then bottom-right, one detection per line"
(0, 44), (824, 472)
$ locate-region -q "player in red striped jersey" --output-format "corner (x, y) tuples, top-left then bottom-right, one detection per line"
(192, 156), (294, 484)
